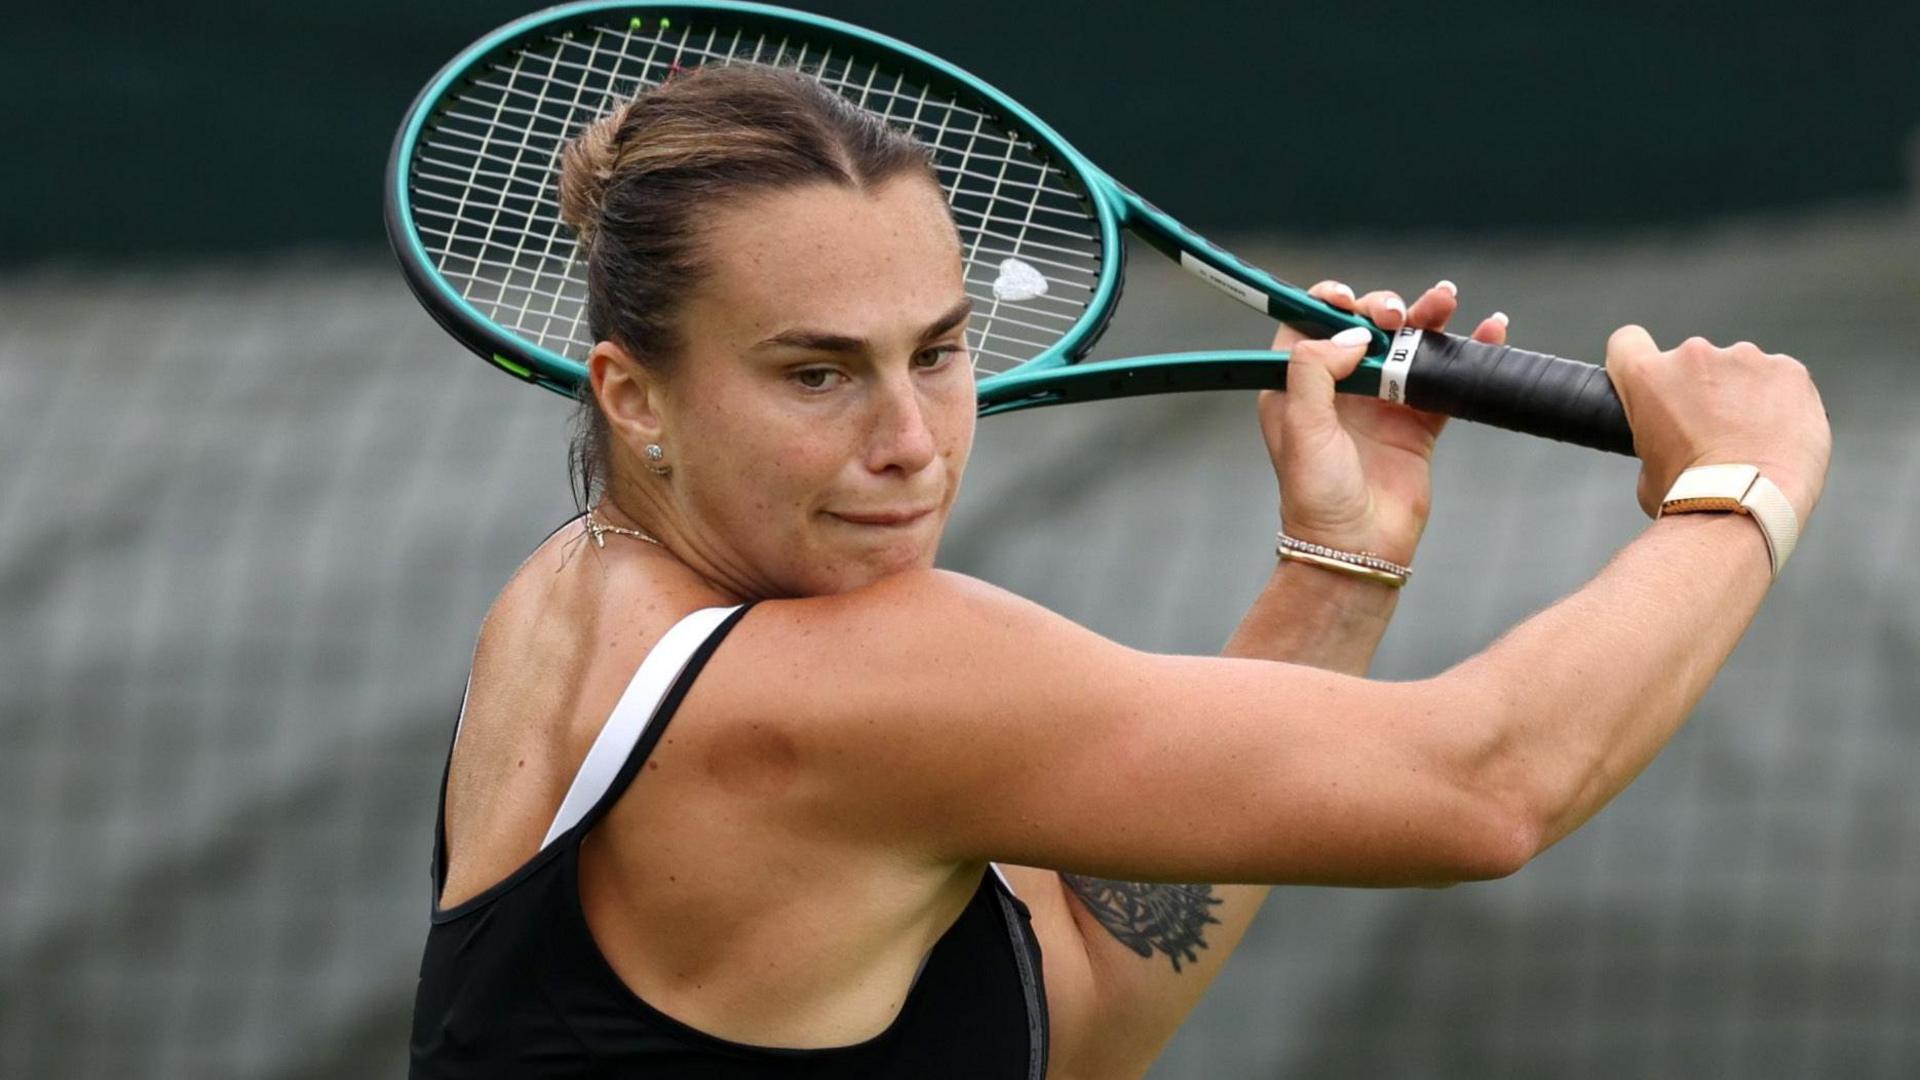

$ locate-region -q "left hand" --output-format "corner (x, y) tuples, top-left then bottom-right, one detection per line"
(1258, 280), (1509, 567)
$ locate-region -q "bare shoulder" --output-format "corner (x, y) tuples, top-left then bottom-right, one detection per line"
(742, 567), (1106, 657)
(761, 565), (1048, 623)
(687, 567), (1186, 866)
(709, 567), (1138, 744)
(445, 520), (725, 849)
(485, 519), (730, 674)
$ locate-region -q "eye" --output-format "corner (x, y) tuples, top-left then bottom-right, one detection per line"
(790, 367), (845, 392)
(914, 344), (965, 370)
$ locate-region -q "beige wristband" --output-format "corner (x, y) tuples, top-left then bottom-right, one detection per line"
(1657, 464), (1799, 579)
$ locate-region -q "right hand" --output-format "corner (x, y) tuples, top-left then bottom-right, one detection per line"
(1603, 325), (1831, 523)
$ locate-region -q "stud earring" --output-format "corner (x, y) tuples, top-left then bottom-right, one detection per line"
(644, 443), (671, 476)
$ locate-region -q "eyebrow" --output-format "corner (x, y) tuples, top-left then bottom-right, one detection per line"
(752, 297), (974, 354)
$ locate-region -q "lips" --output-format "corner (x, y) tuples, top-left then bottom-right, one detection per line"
(827, 507), (936, 526)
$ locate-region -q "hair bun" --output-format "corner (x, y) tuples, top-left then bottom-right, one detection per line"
(556, 103), (630, 252)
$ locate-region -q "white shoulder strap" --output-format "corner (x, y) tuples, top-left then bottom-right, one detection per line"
(989, 863), (1017, 897)
(539, 605), (742, 849)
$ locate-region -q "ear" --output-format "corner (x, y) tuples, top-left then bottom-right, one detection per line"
(588, 339), (669, 444)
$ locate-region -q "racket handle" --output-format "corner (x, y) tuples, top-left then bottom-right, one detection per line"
(1397, 330), (1635, 456)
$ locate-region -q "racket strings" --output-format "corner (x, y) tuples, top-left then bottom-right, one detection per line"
(405, 13), (1105, 378)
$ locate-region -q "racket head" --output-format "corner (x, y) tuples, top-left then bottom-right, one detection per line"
(384, 0), (1131, 401)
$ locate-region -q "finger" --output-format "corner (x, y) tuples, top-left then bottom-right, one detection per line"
(1284, 327), (1373, 429)
(1357, 290), (1407, 331)
(1274, 280), (1360, 350)
(1308, 280), (1359, 311)
(1603, 325), (1659, 467)
(1469, 310), (1509, 345)
(1607, 323), (1660, 368)
(1405, 280), (1460, 331)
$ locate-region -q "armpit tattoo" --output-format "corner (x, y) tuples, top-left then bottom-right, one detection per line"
(1061, 875), (1223, 973)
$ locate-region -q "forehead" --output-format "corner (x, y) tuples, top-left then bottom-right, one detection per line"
(688, 177), (963, 337)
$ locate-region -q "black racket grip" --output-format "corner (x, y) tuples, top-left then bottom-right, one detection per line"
(1396, 330), (1635, 456)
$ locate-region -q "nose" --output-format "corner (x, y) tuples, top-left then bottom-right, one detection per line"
(865, 371), (938, 476)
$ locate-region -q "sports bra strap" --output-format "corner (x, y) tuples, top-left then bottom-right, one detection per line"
(540, 605), (744, 848)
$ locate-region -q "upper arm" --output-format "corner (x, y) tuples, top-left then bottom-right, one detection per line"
(994, 862), (1266, 1080)
(703, 569), (1528, 887)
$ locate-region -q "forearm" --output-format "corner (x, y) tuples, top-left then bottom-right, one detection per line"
(1224, 558), (1401, 675)
(1458, 512), (1775, 850)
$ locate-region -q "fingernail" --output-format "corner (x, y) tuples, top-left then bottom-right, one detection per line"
(1330, 282), (1355, 301)
(1435, 279), (1457, 296)
(1489, 311), (1509, 326)
(1330, 327), (1372, 348)
(1382, 296), (1407, 317)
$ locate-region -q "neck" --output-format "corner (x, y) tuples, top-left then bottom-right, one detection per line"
(595, 479), (769, 603)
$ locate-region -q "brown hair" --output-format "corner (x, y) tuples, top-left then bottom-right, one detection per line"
(555, 65), (940, 512)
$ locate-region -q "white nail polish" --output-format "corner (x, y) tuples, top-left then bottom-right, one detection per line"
(1435, 279), (1458, 296)
(1383, 296), (1407, 316)
(1490, 311), (1510, 325)
(1330, 327), (1372, 348)
(1331, 282), (1355, 300)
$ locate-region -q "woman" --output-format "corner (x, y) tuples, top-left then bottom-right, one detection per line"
(410, 67), (1830, 1077)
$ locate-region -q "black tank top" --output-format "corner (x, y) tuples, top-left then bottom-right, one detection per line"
(410, 578), (1050, 1077)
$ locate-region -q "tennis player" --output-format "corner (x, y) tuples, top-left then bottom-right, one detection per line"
(409, 67), (1831, 1078)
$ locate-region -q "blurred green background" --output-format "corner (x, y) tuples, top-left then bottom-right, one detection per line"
(3, 3), (1917, 1078)
(8, 0), (1918, 262)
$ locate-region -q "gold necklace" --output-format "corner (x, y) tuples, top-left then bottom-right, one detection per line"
(585, 502), (663, 549)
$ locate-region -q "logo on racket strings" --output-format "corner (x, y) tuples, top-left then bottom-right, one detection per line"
(992, 257), (1049, 302)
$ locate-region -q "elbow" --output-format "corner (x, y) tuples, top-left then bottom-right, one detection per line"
(1446, 802), (1541, 882)
(1422, 673), (1548, 883)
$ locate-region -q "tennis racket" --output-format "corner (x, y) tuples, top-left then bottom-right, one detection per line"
(385, 0), (1635, 455)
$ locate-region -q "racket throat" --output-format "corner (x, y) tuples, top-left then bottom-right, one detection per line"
(1178, 252), (1267, 313)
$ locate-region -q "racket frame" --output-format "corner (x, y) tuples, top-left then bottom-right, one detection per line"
(386, 0), (1392, 412)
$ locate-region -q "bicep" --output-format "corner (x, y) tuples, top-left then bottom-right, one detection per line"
(716, 570), (1519, 887)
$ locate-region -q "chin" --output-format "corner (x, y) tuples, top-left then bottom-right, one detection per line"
(806, 540), (938, 596)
